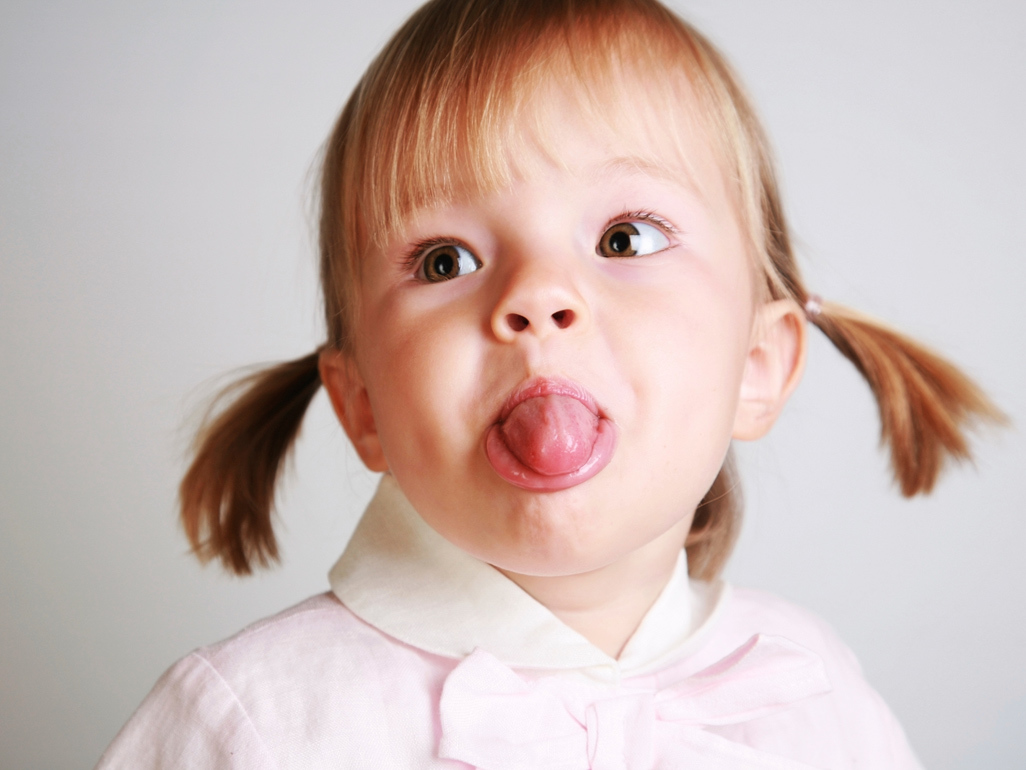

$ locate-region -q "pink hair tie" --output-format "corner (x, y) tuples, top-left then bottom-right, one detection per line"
(804, 294), (823, 319)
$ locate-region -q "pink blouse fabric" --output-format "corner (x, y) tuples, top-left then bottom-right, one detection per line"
(96, 477), (923, 769)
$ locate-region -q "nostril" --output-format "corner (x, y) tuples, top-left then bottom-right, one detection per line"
(551, 309), (575, 329)
(506, 313), (529, 332)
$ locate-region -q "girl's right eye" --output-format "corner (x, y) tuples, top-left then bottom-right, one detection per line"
(417, 244), (482, 282)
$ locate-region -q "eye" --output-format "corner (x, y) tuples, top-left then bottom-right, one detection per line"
(418, 243), (482, 282)
(597, 220), (670, 258)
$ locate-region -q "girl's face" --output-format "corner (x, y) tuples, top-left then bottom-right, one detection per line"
(329, 82), (788, 578)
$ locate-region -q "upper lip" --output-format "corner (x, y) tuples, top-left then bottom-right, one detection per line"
(496, 376), (601, 423)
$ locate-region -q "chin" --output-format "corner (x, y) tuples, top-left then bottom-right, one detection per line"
(493, 513), (633, 577)
(489, 548), (612, 578)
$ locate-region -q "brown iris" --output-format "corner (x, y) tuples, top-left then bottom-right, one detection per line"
(422, 245), (465, 282)
(598, 223), (640, 257)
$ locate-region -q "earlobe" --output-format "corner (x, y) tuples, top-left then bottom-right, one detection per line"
(732, 299), (807, 441)
(318, 349), (389, 472)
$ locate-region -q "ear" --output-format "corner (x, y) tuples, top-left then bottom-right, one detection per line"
(732, 299), (807, 441)
(318, 349), (389, 472)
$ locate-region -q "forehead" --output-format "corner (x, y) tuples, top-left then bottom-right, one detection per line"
(376, 67), (736, 248)
(518, 74), (728, 203)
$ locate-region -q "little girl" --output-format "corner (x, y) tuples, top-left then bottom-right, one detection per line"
(98, 0), (1002, 767)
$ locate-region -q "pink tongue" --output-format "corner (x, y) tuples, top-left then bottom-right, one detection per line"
(500, 395), (599, 476)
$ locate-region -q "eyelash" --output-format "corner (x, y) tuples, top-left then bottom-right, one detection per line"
(402, 210), (679, 275)
(607, 210), (679, 237)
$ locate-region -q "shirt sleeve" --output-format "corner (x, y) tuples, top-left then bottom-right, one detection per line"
(95, 652), (278, 770)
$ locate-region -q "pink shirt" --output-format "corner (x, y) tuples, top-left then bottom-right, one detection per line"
(97, 476), (923, 768)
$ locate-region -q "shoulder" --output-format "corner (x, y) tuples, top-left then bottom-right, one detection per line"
(716, 586), (863, 672)
(97, 593), (455, 769)
(198, 592), (452, 712)
(709, 585), (880, 713)
(693, 585), (923, 769)
(196, 591), (396, 677)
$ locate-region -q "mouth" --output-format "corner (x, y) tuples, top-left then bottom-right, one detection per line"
(484, 376), (617, 491)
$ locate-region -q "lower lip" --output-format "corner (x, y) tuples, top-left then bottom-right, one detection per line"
(484, 403), (617, 492)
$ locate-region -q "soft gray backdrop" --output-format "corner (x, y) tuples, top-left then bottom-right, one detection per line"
(2, 1), (1024, 767)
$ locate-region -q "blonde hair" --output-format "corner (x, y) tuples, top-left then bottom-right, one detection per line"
(180, 0), (1003, 578)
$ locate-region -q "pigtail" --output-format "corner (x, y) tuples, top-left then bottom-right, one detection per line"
(808, 302), (1005, 496)
(686, 451), (742, 581)
(179, 351), (322, 575)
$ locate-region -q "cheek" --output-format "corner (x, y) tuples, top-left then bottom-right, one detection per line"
(357, 300), (486, 468)
(608, 268), (753, 463)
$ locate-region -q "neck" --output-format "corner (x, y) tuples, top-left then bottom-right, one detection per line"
(497, 518), (690, 658)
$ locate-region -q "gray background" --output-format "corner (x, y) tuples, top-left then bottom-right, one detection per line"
(2, 1), (1024, 767)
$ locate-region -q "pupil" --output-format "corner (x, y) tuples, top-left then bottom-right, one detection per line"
(610, 231), (631, 253)
(433, 253), (455, 276)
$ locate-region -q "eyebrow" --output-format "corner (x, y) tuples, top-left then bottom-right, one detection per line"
(595, 155), (708, 201)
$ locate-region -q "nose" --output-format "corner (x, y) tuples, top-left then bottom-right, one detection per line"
(490, 258), (589, 343)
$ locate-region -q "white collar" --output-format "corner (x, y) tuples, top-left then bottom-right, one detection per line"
(329, 475), (728, 680)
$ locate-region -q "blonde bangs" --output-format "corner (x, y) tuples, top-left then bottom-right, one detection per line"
(348, 1), (702, 242)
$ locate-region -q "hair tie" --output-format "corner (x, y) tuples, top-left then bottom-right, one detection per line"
(804, 294), (823, 319)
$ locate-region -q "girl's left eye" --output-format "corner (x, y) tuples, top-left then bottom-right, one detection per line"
(417, 243), (482, 282)
(597, 220), (670, 258)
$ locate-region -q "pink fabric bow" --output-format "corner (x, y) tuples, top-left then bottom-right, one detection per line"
(438, 634), (831, 770)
